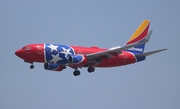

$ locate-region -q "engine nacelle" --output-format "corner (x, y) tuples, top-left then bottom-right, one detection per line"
(67, 54), (88, 65)
(44, 63), (65, 71)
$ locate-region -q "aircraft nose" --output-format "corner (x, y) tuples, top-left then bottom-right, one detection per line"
(15, 49), (24, 58)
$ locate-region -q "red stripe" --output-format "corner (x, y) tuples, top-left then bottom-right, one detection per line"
(127, 24), (149, 44)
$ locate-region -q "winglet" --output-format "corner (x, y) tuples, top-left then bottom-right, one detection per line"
(125, 20), (150, 45)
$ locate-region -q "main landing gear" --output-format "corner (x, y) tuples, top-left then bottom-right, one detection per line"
(73, 69), (80, 76)
(73, 67), (95, 76)
(87, 67), (95, 73)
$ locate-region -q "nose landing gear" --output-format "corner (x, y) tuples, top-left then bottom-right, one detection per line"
(30, 65), (34, 69)
(24, 60), (34, 69)
(30, 63), (34, 69)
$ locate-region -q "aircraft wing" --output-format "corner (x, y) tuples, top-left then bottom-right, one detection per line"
(135, 48), (167, 57)
(86, 30), (152, 60)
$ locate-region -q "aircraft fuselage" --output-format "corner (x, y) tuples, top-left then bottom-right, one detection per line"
(15, 44), (138, 68)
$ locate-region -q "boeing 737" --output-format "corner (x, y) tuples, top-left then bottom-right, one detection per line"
(15, 20), (167, 76)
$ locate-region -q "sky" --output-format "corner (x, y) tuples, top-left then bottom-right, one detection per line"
(0, 0), (179, 109)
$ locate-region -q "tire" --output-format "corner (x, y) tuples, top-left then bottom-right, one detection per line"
(87, 67), (95, 73)
(73, 70), (80, 76)
(30, 65), (34, 69)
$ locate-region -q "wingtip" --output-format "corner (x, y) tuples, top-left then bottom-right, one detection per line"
(163, 48), (168, 51)
(158, 48), (168, 52)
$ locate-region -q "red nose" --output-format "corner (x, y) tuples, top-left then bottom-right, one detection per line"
(15, 49), (24, 59)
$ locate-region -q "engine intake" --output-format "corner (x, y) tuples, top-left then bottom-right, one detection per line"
(44, 63), (65, 71)
(67, 55), (88, 65)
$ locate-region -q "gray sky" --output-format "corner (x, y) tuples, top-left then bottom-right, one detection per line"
(0, 0), (179, 109)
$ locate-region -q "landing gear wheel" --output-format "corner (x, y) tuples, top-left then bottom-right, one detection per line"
(30, 64), (34, 69)
(73, 70), (80, 76)
(87, 67), (95, 73)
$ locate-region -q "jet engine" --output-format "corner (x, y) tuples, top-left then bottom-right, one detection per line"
(44, 63), (65, 71)
(67, 54), (88, 65)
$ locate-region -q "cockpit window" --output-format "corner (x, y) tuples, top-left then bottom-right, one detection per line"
(22, 46), (31, 50)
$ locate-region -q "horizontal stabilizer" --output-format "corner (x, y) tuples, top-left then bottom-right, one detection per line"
(136, 48), (167, 57)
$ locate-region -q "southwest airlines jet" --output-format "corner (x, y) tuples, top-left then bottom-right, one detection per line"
(15, 20), (167, 76)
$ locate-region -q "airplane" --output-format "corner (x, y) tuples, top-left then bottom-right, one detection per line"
(15, 20), (167, 76)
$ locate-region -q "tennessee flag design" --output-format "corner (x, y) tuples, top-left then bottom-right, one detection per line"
(125, 20), (150, 45)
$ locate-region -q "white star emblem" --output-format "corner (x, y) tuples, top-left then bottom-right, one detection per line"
(60, 47), (72, 58)
(47, 44), (59, 52)
(49, 53), (63, 63)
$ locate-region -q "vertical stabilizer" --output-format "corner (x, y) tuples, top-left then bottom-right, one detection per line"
(125, 20), (150, 54)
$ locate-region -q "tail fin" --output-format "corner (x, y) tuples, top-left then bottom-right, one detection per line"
(125, 20), (150, 54)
